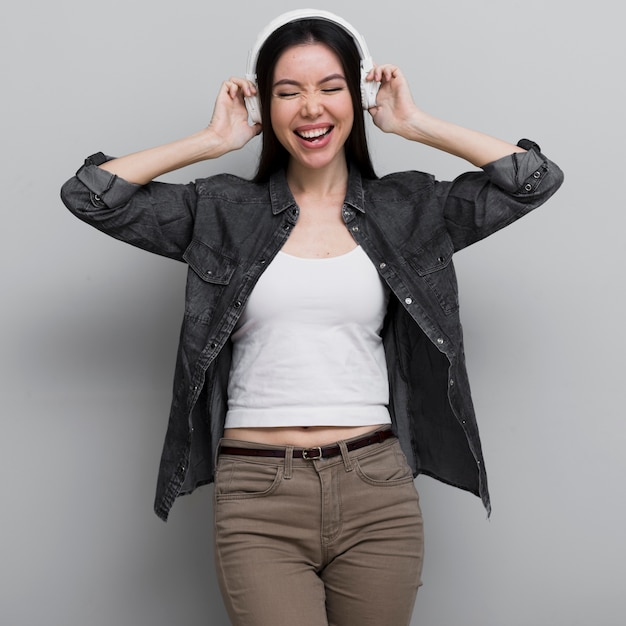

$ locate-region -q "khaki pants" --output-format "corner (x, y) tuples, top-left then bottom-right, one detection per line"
(214, 430), (424, 626)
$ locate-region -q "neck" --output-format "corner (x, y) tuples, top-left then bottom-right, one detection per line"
(286, 158), (349, 199)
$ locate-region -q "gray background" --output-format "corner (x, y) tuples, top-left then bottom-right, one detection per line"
(2, 0), (624, 624)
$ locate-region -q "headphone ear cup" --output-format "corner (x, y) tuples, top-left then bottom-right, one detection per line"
(245, 93), (262, 124)
(359, 70), (379, 110)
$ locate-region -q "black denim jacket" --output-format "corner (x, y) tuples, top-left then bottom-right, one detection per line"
(60, 140), (563, 521)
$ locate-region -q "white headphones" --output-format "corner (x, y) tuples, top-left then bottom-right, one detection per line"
(244, 8), (379, 124)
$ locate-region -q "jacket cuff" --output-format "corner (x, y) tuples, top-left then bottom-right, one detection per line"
(75, 152), (141, 209)
(482, 139), (549, 195)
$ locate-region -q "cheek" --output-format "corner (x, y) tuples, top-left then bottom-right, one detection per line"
(341, 109), (355, 136)
(338, 96), (355, 128)
(269, 105), (291, 140)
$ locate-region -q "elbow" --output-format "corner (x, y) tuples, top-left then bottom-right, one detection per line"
(60, 176), (84, 217)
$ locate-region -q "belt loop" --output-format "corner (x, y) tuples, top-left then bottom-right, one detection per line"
(338, 440), (354, 472)
(284, 446), (294, 479)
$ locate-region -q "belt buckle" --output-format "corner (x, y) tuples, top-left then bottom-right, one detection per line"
(302, 446), (323, 460)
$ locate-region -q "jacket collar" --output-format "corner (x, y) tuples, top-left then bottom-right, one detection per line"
(268, 166), (366, 215)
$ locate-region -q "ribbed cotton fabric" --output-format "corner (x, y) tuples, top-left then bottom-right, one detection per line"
(225, 246), (391, 427)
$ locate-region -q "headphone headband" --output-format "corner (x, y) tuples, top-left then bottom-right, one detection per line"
(244, 9), (378, 124)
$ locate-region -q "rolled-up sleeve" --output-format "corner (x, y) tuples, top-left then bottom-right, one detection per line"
(438, 139), (564, 251)
(60, 152), (198, 261)
(73, 152), (141, 209)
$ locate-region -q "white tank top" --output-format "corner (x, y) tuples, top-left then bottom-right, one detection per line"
(224, 245), (392, 428)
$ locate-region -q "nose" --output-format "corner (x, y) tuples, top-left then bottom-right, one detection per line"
(301, 92), (323, 118)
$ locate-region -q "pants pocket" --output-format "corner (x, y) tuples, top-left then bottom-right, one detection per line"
(215, 458), (283, 501)
(353, 442), (415, 487)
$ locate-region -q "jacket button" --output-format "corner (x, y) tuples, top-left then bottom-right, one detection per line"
(437, 337), (444, 345)
(234, 301), (242, 308)
(405, 297), (412, 305)
(533, 171), (541, 178)
(379, 262), (387, 270)
(524, 183), (533, 191)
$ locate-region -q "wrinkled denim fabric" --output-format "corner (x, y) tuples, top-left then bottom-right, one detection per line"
(60, 140), (564, 521)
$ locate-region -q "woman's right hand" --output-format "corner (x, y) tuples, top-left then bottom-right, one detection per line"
(98, 78), (262, 185)
(207, 77), (262, 152)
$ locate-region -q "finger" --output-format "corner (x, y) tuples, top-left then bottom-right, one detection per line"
(222, 80), (238, 99)
(372, 64), (399, 83)
(222, 80), (244, 100)
(228, 77), (257, 98)
(382, 66), (399, 83)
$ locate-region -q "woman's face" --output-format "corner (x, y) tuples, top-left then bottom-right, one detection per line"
(269, 42), (355, 174)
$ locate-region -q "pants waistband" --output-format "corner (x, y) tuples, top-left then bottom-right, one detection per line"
(219, 427), (394, 461)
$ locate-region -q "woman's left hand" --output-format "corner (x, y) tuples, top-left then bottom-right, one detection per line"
(366, 65), (419, 137)
(366, 64), (526, 167)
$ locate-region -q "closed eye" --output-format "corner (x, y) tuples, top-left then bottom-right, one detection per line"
(274, 86), (345, 99)
(274, 91), (300, 99)
(272, 73), (347, 99)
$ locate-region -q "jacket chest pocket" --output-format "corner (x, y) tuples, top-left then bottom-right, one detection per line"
(407, 231), (459, 315)
(183, 239), (237, 323)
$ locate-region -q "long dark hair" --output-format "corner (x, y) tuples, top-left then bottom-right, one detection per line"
(252, 18), (377, 183)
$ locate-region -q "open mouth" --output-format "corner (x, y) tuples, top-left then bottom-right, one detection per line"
(295, 126), (333, 142)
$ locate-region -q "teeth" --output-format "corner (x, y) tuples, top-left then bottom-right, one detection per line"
(297, 127), (331, 139)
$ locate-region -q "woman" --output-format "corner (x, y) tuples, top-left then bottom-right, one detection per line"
(61, 9), (563, 626)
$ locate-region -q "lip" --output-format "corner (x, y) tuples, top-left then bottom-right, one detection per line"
(293, 123), (334, 148)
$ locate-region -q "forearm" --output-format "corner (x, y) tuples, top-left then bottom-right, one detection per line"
(400, 108), (525, 168)
(99, 127), (230, 185)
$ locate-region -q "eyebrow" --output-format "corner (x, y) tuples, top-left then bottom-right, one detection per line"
(272, 73), (346, 88)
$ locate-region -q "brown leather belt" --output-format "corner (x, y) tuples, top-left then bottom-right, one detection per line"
(219, 428), (395, 460)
